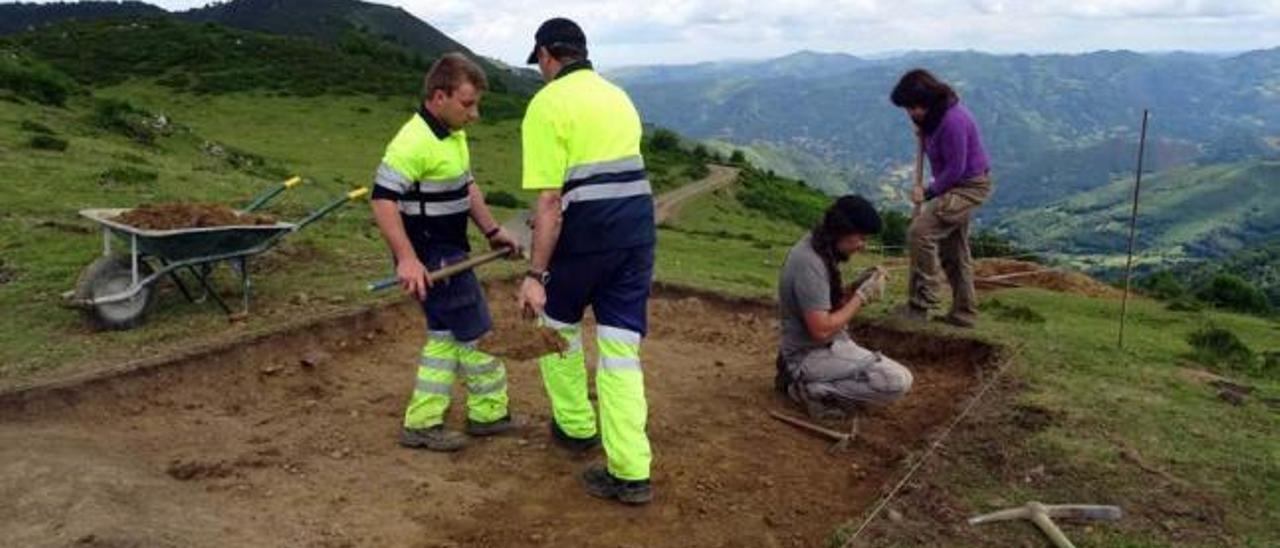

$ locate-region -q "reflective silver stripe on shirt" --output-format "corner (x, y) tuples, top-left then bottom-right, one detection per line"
(419, 357), (457, 372)
(467, 377), (507, 395)
(375, 162), (412, 194)
(564, 156), (645, 183)
(417, 172), (472, 193)
(399, 197), (471, 217)
(599, 356), (642, 371)
(597, 325), (642, 346)
(561, 179), (652, 210)
(415, 379), (453, 395)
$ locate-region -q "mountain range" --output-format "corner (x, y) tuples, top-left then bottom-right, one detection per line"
(610, 49), (1280, 217)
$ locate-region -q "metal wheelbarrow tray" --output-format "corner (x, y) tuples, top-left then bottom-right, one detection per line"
(67, 181), (367, 330)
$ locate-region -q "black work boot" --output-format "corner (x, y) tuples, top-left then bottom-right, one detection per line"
(399, 425), (467, 452)
(549, 420), (600, 453)
(466, 414), (518, 437)
(581, 463), (652, 505)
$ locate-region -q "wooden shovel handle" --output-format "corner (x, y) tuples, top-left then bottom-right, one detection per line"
(912, 136), (925, 219)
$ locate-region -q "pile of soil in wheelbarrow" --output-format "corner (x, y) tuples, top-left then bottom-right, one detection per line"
(114, 203), (277, 231)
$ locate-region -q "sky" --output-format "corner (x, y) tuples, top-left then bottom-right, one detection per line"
(21, 0), (1280, 67)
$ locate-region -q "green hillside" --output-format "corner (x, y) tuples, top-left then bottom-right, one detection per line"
(0, 17), (706, 375)
(997, 160), (1280, 267)
(0, 0), (539, 94)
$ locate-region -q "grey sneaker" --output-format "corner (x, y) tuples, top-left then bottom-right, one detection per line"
(399, 425), (467, 452)
(466, 414), (518, 437)
(581, 463), (652, 505)
(891, 303), (928, 323)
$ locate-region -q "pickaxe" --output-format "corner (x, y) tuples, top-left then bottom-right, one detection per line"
(768, 410), (858, 454)
(969, 501), (1123, 548)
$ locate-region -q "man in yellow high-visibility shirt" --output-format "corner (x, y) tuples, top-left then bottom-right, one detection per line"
(371, 53), (521, 452)
(517, 18), (655, 505)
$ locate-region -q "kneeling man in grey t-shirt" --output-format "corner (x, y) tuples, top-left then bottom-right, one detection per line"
(777, 196), (913, 417)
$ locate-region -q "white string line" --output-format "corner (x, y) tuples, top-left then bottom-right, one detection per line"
(840, 349), (1018, 548)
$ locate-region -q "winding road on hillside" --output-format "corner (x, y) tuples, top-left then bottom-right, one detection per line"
(655, 164), (740, 223)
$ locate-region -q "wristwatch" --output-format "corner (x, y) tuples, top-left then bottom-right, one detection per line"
(525, 269), (550, 285)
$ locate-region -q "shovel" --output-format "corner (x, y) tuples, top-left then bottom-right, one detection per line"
(367, 211), (531, 292)
(911, 135), (925, 219)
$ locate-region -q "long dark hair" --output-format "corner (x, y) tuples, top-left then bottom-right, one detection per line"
(890, 68), (958, 135)
(810, 196), (882, 307)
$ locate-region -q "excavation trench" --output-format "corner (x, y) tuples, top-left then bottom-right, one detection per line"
(1, 280), (1001, 548)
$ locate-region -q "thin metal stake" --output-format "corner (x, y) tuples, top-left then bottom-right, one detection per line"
(1118, 109), (1150, 349)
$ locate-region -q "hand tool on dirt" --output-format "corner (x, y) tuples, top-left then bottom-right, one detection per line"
(911, 135), (926, 219)
(968, 502), (1123, 548)
(768, 410), (857, 454)
(367, 211), (531, 292)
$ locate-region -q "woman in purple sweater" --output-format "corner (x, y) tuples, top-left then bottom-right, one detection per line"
(890, 69), (993, 327)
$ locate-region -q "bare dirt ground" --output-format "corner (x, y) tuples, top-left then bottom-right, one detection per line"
(654, 165), (739, 224)
(0, 280), (998, 548)
(973, 259), (1121, 298)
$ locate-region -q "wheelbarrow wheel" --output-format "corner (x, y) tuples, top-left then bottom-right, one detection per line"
(73, 255), (155, 331)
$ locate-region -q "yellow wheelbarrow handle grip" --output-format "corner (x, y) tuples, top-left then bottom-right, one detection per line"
(284, 176), (303, 189)
(346, 187), (370, 201)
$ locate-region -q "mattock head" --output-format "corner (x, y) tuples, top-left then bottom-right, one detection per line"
(826, 417), (859, 454)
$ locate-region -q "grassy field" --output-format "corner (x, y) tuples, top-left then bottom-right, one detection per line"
(2, 81), (1277, 546)
(0, 83), (706, 380)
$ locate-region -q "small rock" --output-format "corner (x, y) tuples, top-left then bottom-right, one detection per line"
(329, 295), (348, 305)
(529, 533), (544, 543)
(330, 450), (344, 459)
(260, 364), (282, 376)
(517, 439), (529, 447)
(1218, 389), (1247, 406)
(290, 292), (309, 305)
(887, 509), (904, 523)
(301, 350), (332, 368)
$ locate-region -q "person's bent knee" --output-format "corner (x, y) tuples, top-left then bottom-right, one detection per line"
(871, 358), (913, 397)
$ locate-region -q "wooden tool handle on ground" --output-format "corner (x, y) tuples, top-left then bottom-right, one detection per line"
(912, 136), (925, 219)
(768, 410), (847, 440)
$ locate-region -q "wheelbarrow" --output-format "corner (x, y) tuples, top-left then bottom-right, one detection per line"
(66, 177), (369, 330)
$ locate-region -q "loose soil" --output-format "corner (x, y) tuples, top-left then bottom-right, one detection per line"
(974, 258), (1121, 298)
(115, 203), (277, 231)
(0, 281), (999, 548)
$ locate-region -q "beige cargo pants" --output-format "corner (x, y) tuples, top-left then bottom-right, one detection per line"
(907, 176), (993, 323)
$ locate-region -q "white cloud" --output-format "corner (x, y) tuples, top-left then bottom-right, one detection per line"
(18, 0), (1280, 66)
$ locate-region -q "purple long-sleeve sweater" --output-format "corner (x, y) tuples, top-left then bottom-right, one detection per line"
(924, 103), (989, 198)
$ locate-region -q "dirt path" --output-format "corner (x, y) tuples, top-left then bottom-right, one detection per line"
(654, 165), (740, 223)
(0, 281), (997, 548)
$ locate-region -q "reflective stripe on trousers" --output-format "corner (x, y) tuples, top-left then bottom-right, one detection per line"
(538, 317), (651, 481)
(404, 330), (509, 428)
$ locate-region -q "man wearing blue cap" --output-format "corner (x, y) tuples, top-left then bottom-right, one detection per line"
(518, 17), (657, 505)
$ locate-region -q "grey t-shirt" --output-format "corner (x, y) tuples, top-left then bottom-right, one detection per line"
(778, 234), (851, 364)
